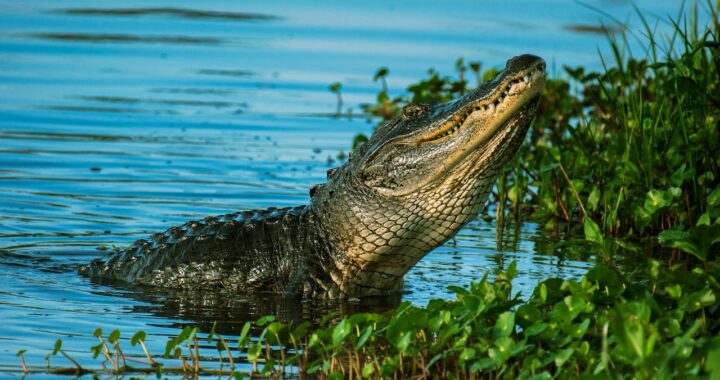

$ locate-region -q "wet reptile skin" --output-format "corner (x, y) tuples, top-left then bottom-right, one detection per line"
(81, 54), (546, 299)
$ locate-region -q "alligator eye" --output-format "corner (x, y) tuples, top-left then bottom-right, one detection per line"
(402, 104), (430, 120)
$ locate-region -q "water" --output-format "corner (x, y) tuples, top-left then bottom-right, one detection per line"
(0, 0), (696, 375)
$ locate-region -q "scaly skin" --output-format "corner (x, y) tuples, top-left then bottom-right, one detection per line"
(82, 54), (546, 299)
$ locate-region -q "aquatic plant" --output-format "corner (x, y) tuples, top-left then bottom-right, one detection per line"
(329, 82), (343, 116)
(17, 258), (720, 378)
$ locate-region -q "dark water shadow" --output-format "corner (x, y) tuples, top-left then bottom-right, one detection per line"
(196, 69), (254, 77)
(28, 33), (224, 45)
(50, 7), (281, 22)
(148, 88), (237, 95)
(564, 23), (621, 34)
(89, 278), (402, 335)
(41, 105), (177, 114)
(71, 95), (249, 109)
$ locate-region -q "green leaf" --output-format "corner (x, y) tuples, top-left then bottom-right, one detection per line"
(256, 315), (276, 326)
(554, 348), (574, 368)
(90, 343), (103, 359)
(131, 331), (146, 346)
(52, 339), (62, 355)
(459, 347), (476, 362)
(586, 265), (624, 301)
(207, 321), (217, 342)
(524, 322), (549, 337)
(237, 322), (251, 348)
(643, 188), (677, 214)
(588, 187), (601, 211)
(373, 67), (389, 81)
(357, 325), (374, 349)
(380, 356), (399, 376)
(394, 332), (412, 353)
(332, 319), (351, 347)
(584, 217), (604, 246)
(657, 317), (681, 337)
(108, 329), (120, 344)
(697, 212), (711, 226)
(707, 188), (720, 207)
(470, 357), (496, 372)
(680, 287), (716, 312)
(492, 311), (516, 338)
(567, 319), (591, 339)
(705, 343), (720, 379)
(165, 337), (180, 358)
(506, 260), (518, 281)
(328, 82), (342, 93)
(361, 361), (376, 377)
(516, 304), (542, 328)
(659, 225), (720, 261)
(246, 342), (262, 362)
(93, 328), (103, 338)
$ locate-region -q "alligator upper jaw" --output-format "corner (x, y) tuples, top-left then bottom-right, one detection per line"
(424, 60), (546, 144)
(384, 60), (545, 196)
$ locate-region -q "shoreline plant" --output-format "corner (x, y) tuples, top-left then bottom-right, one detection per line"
(15, 258), (720, 378)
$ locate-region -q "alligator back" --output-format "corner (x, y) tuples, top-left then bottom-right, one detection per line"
(81, 205), (313, 295)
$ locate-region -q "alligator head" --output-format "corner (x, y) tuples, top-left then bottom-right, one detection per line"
(310, 54), (546, 297)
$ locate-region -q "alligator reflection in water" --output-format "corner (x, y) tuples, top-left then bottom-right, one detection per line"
(94, 279), (402, 335)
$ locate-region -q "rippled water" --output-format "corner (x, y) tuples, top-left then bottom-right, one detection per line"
(0, 0), (693, 375)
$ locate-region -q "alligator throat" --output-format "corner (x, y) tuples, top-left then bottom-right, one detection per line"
(81, 54), (546, 299)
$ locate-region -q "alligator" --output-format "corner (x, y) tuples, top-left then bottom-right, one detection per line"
(81, 54), (546, 299)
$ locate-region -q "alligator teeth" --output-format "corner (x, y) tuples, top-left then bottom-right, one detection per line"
(523, 75), (530, 83)
(488, 103), (495, 112)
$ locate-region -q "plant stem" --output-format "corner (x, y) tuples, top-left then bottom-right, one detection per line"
(59, 350), (85, 375)
(139, 340), (156, 366)
(558, 162), (587, 218)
